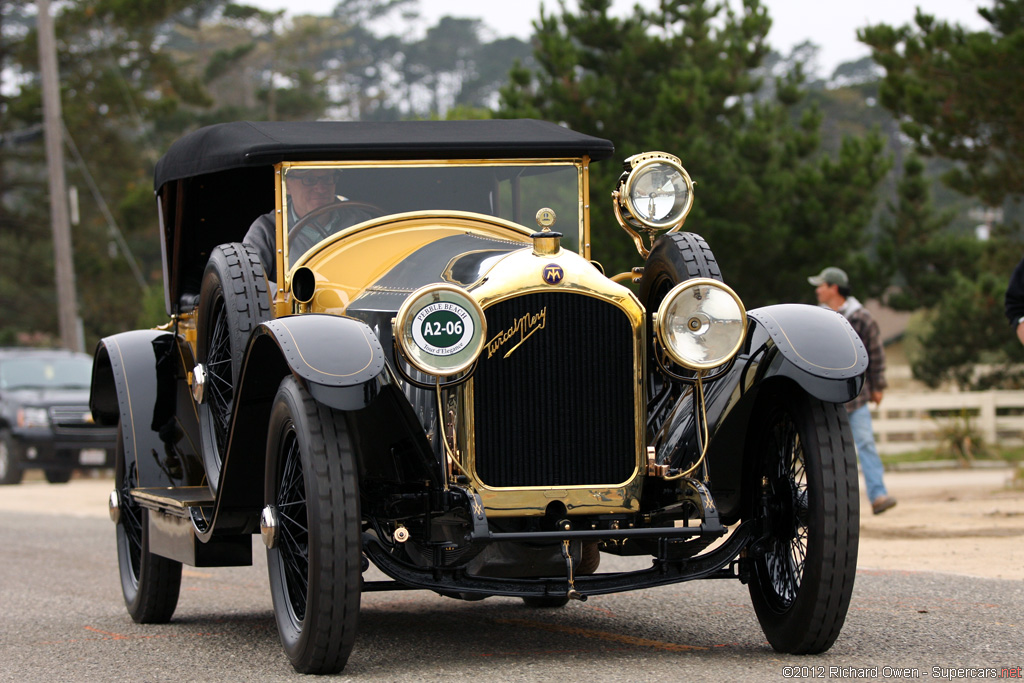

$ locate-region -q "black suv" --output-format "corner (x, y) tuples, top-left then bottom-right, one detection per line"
(0, 348), (116, 484)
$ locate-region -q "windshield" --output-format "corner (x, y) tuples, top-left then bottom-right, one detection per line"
(282, 163), (583, 269)
(0, 356), (93, 391)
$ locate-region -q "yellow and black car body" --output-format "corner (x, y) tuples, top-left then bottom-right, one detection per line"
(90, 120), (868, 674)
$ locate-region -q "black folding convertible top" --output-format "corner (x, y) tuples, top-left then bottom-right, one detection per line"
(154, 119), (615, 191)
(155, 119), (614, 315)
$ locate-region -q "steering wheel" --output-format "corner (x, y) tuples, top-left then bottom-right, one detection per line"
(287, 200), (384, 241)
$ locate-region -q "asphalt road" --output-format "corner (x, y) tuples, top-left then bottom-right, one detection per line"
(1, 485), (1022, 682)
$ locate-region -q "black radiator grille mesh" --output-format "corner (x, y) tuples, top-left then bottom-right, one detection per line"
(472, 292), (636, 487)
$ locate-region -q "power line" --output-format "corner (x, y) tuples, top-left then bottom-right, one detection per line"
(61, 123), (149, 294)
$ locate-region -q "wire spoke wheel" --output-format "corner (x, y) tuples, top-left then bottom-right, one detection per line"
(205, 298), (234, 453)
(265, 376), (361, 675)
(196, 243), (270, 492)
(113, 423), (181, 623)
(276, 428), (310, 624)
(760, 413), (809, 609)
(747, 389), (859, 654)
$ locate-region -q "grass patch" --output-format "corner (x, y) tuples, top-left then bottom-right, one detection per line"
(881, 445), (1024, 467)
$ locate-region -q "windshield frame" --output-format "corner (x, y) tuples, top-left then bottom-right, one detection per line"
(273, 158), (590, 285)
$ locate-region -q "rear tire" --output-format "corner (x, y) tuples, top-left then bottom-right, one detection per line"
(0, 431), (23, 485)
(114, 423), (182, 623)
(196, 242), (271, 492)
(747, 389), (859, 654)
(44, 469), (72, 484)
(265, 376), (361, 675)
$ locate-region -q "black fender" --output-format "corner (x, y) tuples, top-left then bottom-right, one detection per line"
(207, 314), (437, 537)
(90, 330), (203, 488)
(652, 303), (866, 522)
(745, 304), (867, 403)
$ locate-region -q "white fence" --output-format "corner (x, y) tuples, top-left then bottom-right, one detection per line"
(871, 390), (1024, 454)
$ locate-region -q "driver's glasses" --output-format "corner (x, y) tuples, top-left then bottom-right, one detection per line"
(296, 173), (335, 187)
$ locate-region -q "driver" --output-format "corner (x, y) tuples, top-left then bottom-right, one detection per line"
(243, 168), (376, 281)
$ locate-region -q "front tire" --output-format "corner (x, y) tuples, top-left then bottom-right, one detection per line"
(265, 376), (361, 675)
(114, 423), (182, 623)
(747, 389), (859, 654)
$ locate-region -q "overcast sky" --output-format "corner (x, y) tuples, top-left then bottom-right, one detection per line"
(247, 0), (993, 77)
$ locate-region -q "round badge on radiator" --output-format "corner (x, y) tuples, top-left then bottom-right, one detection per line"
(394, 284), (486, 376)
(542, 263), (564, 285)
(411, 302), (475, 356)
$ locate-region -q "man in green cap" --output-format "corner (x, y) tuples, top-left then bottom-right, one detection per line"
(809, 266), (897, 515)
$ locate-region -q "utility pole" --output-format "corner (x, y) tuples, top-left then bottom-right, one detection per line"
(37, 0), (82, 352)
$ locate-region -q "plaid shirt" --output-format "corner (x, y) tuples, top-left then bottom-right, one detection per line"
(1006, 256), (1024, 328)
(839, 300), (887, 413)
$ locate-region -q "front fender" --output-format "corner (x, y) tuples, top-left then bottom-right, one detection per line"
(251, 314), (389, 409)
(211, 314), (435, 536)
(652, 303), (866, 521)
(746, 303), (867, 403)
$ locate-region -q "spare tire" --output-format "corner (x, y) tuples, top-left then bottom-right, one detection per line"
(638, 232), (722, 433)
(195, 242), (271, 492)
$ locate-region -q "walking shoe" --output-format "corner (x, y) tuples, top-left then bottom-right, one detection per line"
(871, 495), (897, 515)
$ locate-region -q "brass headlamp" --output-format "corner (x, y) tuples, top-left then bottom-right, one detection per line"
(613, 152), (694, 257)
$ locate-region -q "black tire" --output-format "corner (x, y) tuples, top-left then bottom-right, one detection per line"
(196, 242), (271, 492)
(747, 389), (859, 654)
(114, 423), (182, 623)
(0, 431), (24, 485)
(638, 232), (722, 429)
(265, 376), (361, 675)
(44, 469), (72, 484)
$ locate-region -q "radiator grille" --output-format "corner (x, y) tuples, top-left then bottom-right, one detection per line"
(472, 292), (637, 487)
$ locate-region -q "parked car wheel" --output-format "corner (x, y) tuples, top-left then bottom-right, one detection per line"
(114, 423), (182, 623)
(265, 376), (361, 675)
(638, 232), (723, 428)
(747, 389), (859, 654)
(44, 469), (72, 484)
(196, 242), (271, 492)
(0, 431), (23, 485)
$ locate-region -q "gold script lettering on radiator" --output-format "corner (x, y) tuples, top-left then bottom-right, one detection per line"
(485, 307), (548, 359)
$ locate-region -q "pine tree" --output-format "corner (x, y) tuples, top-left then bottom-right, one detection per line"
(499, 0), (891, 306)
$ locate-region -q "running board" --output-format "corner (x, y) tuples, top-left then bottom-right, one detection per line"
(131, 486), (252, 568)
(131, 486), (214, 516)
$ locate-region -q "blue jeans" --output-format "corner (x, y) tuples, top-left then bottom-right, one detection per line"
(847, 404), (888, 502)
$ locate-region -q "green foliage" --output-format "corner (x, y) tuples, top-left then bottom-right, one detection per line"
(862, 2), (1024, 390)
(498, 0), (891, 306)
(137, 284), (170, 328)
(933, 407), (987, 464)
(877, 154), (982, 310)
(204, 43), (256, 83)
(859, 0), (1024, 206)
(906, 270), (1024, 389)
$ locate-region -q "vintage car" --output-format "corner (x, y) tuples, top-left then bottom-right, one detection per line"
(0, 347), (116, 485)
(90, 119), (867, 674)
